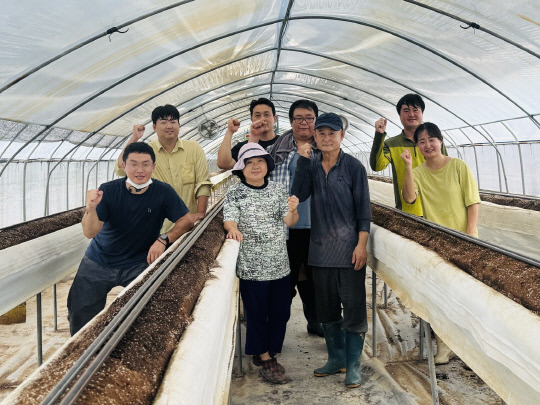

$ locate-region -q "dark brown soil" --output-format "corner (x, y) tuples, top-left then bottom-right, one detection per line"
(367, 175), (540, 212)
(368, 174), (393, 184)
(371, 204), (540, 315)
(480, 193), (540, 211)
(15, 213), (225, 405)
(0, 208), (84, 250)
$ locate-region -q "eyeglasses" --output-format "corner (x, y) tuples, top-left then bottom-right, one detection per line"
(292, 117), (315, 123)
(126, 162), (153, 170)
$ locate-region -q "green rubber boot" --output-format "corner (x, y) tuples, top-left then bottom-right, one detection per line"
(345, 332), (365, 388)
(314, 321), (346, 376)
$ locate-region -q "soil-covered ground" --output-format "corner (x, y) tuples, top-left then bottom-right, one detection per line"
(12, 214), (225, 405)
(371, 203), (540, 315)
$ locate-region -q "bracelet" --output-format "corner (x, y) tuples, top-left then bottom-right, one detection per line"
(156, 238), (167, 247)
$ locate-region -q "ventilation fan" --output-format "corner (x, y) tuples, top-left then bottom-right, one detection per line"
(198, 119), (219, 139)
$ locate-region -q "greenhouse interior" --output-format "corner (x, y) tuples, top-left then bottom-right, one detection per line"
(0, 1), (538, 404)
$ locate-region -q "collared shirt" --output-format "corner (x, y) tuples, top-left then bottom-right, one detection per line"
(270, 138), (311, 230)
(114, 139), (212, 230)
(291, 150), (371, 268)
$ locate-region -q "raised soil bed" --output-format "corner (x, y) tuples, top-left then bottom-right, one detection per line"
(371, 203), (540, 315)
(0, 208), (84, 250)
(367, 175), (540, 212)
(13, 213), (225, 405)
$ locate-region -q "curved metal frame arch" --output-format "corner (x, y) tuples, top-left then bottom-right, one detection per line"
(287, 16), (538, 128)
(278, 48), (510, 189)
(0, 0), (196, 94)
(403, 0), (540, 59)
(3, 11), (524, 183)
(5, 14), (523, 195)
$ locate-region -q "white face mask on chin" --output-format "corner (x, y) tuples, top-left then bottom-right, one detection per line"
(126, 177), (153, 191)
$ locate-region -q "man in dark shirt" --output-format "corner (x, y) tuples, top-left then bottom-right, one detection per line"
(217, 98), (280, 169)
(67, 142), (193, 335)
(291, 112), (371, 389)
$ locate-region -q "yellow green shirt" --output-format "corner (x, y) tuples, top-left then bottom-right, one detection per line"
(115, 139), (212, 231)
(370, 131), (447, 216)
(412, 158), (480, 236)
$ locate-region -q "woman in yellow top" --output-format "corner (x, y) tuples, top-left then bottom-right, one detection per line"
(400, 122), (481, 365)
(401, 122), (480, 236)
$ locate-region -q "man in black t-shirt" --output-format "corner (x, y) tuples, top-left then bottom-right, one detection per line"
(217, 98), (280, 169)
(67, 142), (193, 335)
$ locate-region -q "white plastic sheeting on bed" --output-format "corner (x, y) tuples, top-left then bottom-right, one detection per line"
(368, 179), (540, 261)
(154, 239), (239, 405)
(367, 224), (540, 405)
(0, 224), (89, 316)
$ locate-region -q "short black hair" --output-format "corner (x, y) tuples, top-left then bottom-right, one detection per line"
(123, 142), (156, 163)
(414, 122), (443, 144)
(396, 94), (425, 114)
(249, 98), (276, 116)
(288, 99), (319, 123)
(151, 104), (180, 124)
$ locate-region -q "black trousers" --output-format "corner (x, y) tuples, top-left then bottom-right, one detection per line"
(311, 266), (368, 334)
(287, 228), (319, 324)
(240, 276), (291, 355)
(67, 256), (147, 336)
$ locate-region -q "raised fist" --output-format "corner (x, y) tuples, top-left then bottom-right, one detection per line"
(86, 189), (103, 210)
(228, 118), (241, 133)
(132, 124), (145, 141)
(375, 118), (387, 134)
(297, 143), (313, 158)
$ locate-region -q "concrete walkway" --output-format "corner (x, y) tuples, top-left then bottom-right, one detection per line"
(230, 269), (500, 405)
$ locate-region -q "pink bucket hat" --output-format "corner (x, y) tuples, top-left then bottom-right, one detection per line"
(232, 143), (275, 175)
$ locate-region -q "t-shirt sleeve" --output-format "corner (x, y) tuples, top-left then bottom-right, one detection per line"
(95, 184), (110, 222)
(231, 143), (243, 162)
(223, 188), (240, 223)
(459, 161), (481, 207)
(412, 169), (420, 199)
(164, 184), (189, 223)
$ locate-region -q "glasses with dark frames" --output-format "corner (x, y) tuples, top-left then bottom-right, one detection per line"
(292, 117), (315, 123)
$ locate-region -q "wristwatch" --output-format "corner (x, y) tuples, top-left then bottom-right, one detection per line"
(159, 233), (169, 244)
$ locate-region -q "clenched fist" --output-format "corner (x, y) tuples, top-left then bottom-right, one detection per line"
(401, 149), (412, 168)
(288, 195), (299, 212)
(86, 189), (103, 210)
(297, 143), (313, 158)
(132, 124), (145, 141)
(375, 118), (387, 134)
(228, 118), (241, 133)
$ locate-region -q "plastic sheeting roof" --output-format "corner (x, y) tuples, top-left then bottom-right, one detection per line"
(0, 0), (539, 171)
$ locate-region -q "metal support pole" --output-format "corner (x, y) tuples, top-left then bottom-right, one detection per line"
(422, 320), (439, 405)
(372, 269), (377, 358)
(383, 282), (388, 309)
(236, 293), (243, 376)
(53, 284), (58, 332)
(419, 318), (424, 360)
(37, 293), (43, 366)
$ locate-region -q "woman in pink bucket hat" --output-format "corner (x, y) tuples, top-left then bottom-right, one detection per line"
(224, 142), (299, 384)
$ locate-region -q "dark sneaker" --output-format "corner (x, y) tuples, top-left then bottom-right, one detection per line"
(260, 358), (291, 384)
(307, 322), (325, 337)
(253, 354), (285, 373)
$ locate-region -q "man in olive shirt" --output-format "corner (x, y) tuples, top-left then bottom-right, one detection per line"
(114, 104), (212, 231)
